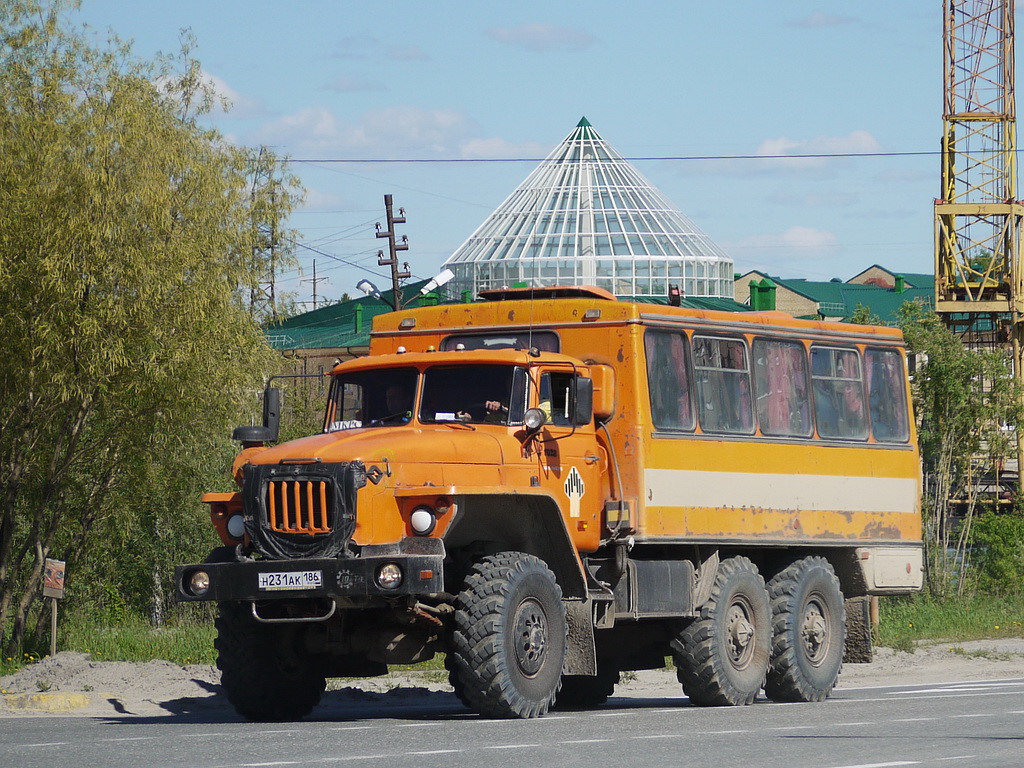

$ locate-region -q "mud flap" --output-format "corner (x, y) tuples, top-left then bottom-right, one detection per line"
(843, 595), (873, 663)
(563, 599), (597, 675)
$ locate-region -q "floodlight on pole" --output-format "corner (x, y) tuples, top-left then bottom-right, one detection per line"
(420, 268), (455, 295)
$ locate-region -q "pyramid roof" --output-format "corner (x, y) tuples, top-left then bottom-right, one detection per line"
(443, 118), (733, 301)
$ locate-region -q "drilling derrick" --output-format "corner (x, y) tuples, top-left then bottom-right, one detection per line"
(936, 0), (1023, 348)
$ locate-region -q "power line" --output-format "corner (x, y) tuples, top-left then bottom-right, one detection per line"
(286, 150), (938, 164)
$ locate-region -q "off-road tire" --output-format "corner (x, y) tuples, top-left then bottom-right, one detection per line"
(764, 557), (845, 702)
(555, 670), (619, 709)
(673, 556), (770, 706)
(215, 601), (326, 721)
(444, 651), (471, 709)
(449, 552), (566, 718)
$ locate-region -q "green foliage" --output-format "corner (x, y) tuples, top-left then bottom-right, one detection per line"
(896, 300), (1024, 597)
(877, 593), (1024, 650)
(0, 0), (302, 655)
(970, 512), (1024, 595)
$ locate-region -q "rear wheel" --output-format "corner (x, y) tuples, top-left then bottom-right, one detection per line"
(449, 552), (566, 718)
(215, 601), (325, 721)
(764, 557), (845, 702)
(673, 556), (770, 706)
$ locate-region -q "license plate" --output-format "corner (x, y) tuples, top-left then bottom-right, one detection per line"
(258, 570), (323, 591)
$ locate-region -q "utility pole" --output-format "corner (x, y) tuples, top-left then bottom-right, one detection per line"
(376, 194), (411, 311)
(302, 258), (329, 310)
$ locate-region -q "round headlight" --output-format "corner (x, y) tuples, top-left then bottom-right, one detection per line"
(189, 570), (210, 596)
(410, 506), (436, 535)
(376, 563), (403, 590)
(524, 407), (547, 431)
(226, 514), (246, 540)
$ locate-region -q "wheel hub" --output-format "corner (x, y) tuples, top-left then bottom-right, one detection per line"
(513, 598), (548, 677)
(726, 600), (755, 668)
(800, 599), (829, 663)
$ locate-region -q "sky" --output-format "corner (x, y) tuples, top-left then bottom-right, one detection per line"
(73, 1), (948, 308)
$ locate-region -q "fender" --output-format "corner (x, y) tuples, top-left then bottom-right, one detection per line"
(442, 491), (588, 600)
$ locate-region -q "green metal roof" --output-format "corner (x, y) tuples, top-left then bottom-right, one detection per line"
(771, 277), (934, 324)
(265, 280), (447, 351)
(629, 295), (750, 312)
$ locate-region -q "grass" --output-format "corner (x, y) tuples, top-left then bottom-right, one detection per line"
(3, 592), (1024, 677)
(876, 593), (1024, 651)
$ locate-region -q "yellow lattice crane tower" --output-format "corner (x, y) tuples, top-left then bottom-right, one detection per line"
(936, 0), (1023, 342)
(936, 0), (1023, 474)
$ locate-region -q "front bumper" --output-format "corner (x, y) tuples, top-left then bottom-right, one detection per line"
(174, 540), (445, 602)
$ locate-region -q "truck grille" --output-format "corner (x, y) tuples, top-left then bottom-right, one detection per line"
(267, 479), (333, 534)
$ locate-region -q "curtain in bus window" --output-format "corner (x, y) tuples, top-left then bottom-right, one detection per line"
(644, 330), (694, 430)
(865, 348), (910, 442)
(753, 339), (812, 437)
(811, 347), (868, 440)
(693, 336), (753, 434)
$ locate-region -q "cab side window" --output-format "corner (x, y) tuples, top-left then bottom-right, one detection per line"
(693, 335), (754, 435)
(753, 338), (812, 438)
(644, 330), (695, 431)
(811, 347), (867, 440)
(865, 348), (910, 442)
(539, 371), (575, 427)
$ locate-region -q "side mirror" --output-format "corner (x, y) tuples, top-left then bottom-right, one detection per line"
(262, 387), (281, 441)
(231, 387), (281, 444)
(573, 377), (594, 427)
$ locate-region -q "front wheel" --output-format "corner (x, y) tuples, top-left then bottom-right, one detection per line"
(764, 557), (845, 702)
(449, 552), (566, 718)
(673, 556), (770, 706)
(215, 601), (325, 721)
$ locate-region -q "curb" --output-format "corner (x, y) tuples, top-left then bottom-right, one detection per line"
(2, 692), (92, 712)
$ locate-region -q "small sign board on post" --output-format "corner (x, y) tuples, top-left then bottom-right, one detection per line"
(43, 559), (66, 599)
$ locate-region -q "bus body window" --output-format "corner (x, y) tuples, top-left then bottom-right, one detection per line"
(693, 335), (754, 435)
(753, 338), (812, 438)
(811, 347), (868, 440)
(644, 330), (695, 431)
(865, 347), (910, 443)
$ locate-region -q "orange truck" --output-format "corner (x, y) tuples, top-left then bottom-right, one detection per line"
(175, 286), (922, 721)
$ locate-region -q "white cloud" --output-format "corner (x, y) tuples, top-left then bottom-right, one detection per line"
(325, 75), (386, 93)
(753, 130), (882, 173)
(485, 22), (594, 52)
(734, 226), (839, 257)
(201, 70), (268, 118)
(254, 106), (477, 156)
(791, 12), (858, 29)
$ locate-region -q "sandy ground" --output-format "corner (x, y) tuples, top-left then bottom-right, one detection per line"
(3, 639), (1024, 718)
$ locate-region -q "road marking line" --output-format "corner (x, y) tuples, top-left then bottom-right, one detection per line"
(839, 677), (1024, 692)
(632, 734), (684, 739)
(934, 757), (975, 763)
(820, 762), (917, 768)
(838, 690), (1024, 704)
(891, 718), (938, 722)
(407, 750), (461, 755)
(948, 712), (995, 718)
(100, 737), (157, 743)
(593, 711), (632, 717)
(240, 763), (301, 767)
(561, 739), (612, 744)
(771, 726), (815, 731)
(396, 723), (433, 727)
(327, 726), (374, 731)
(484, 744), (541, 750)
(704, 729), (748, 734)
(834, 721), (876, 726)
(22, 743), (72, 748)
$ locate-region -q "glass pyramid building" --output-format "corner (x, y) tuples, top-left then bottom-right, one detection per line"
(443, 118), (734, 300)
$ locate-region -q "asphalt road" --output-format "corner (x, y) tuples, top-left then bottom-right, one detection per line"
(2, 677), (1022, 768)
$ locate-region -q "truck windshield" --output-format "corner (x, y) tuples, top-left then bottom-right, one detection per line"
(420, 365), (527, 425)
(325, 367), (417, 431)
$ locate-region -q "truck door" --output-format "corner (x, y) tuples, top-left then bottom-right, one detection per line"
(532, 369), (606, 552)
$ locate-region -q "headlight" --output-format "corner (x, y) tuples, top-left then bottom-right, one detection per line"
(410, 506), (436, 535)
(226, 514), (246, 539)
(376, 563), (403, 590)
(189, 570), (211, 596)
(524, 407), (547, 431)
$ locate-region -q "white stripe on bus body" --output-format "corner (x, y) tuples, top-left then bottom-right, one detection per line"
(644, 469), (918, 515)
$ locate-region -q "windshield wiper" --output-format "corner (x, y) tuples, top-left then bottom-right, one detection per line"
(441, 421), (476, 431)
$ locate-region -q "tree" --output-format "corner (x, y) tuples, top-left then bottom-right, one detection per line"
(896, 301), (1024, 597)
(0, 0), (301, 654)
